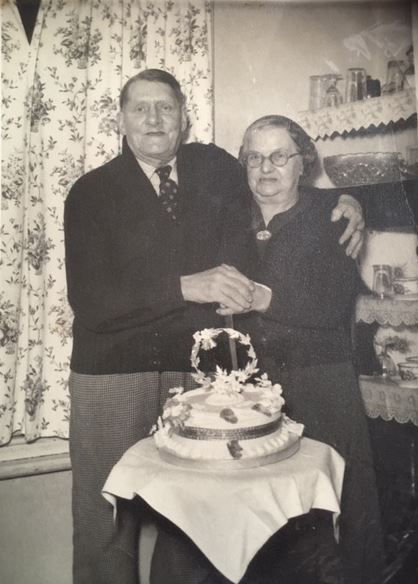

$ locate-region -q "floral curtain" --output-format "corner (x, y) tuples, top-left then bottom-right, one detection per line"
(0, 0), (213, 445)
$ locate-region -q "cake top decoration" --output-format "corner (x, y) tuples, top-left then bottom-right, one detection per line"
(151, 328), (286, 442)
(191, 328), (258, 395)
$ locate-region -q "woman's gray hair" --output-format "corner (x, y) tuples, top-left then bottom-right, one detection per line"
(239, 115), (318, 183)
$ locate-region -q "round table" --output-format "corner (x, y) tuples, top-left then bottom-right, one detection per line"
(102, 436), (345, 583)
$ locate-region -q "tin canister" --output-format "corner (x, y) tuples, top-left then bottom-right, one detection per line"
(345, 68), (367, 102)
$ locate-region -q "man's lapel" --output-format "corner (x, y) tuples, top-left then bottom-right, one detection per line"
(113, 139), (160, 210)
(176, 145), (200, 220)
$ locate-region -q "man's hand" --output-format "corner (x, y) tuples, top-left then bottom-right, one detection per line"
(331, 194), (365, 259)
(181, 264), (255, 313)
(216, 283), (272, 316)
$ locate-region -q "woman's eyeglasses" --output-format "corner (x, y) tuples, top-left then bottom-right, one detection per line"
(244, 150), (301, 168)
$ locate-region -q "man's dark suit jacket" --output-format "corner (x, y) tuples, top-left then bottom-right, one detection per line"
(64, 139), (253, 374)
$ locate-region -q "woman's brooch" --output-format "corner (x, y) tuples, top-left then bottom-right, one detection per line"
(256, 230), (272, 241)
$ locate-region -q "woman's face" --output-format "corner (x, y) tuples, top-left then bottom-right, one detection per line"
(244, 126), (304, 208)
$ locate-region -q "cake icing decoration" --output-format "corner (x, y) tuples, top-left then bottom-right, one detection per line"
(227, 439), (244, 459)
(153, 328), (302, 467)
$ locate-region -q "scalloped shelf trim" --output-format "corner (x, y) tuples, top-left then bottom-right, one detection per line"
(296, 88), (416, 140)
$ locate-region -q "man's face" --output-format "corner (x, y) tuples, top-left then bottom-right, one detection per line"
(119, 80), (187, 166)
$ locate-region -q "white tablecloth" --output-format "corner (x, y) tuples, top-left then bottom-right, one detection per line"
(102, 437), (345, 583)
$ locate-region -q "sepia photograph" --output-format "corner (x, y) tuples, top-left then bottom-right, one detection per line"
(1, 1), (417, 583)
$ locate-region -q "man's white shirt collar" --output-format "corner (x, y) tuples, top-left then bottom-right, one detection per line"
(136, 157), (178, 195)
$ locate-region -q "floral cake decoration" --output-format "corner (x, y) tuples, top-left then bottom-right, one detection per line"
(190, 327), (258, 391)
(152, 328), (285, 440)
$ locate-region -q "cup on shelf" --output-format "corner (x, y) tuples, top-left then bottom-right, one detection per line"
(398, 361), (418, 384)
(392, 276), (418, 296)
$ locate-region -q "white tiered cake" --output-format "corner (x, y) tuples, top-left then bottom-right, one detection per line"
(153, 328), (303, 469)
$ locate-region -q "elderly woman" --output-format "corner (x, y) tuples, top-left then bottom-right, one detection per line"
(232, 114), (384, 584)
(150, 116), (382, 584)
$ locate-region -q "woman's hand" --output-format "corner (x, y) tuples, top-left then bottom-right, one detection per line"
(181, 264), (255, 313)
(331, 194), (365, 259)
(216, 283), (272, 316)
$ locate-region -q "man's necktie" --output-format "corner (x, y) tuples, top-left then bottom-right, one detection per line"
(155, 165), (178, 222)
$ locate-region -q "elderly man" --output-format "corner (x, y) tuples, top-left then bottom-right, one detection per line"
(64, 69), (364, 584)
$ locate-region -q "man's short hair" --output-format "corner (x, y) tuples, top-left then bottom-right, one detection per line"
(119, 69), (186, 109)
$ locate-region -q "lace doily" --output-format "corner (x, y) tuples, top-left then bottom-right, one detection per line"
(359, 376), (418, 426)
(355, 295), (418, 327)
(296, 88), (416, 140)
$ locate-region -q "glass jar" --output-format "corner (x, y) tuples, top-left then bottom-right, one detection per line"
(325, 75), (343, 107)
(382, 60), (405, 94)
(345, 68), (367, 102)
(372, 264), (393, 298)
(309, 75), (324, 111)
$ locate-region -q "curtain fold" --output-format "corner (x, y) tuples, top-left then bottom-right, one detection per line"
(0, 0), (213, 445)
(412, 3), (418, 118)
